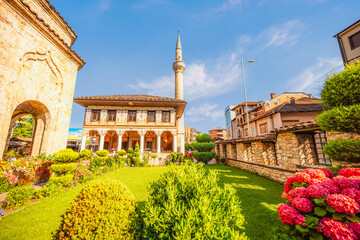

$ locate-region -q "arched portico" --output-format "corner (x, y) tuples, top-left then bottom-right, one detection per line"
(3, 100), (51, 157)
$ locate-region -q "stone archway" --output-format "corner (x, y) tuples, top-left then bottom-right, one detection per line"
(4, 100), (51, 157)
(144, 131), (157, 152)
(161, 131), (174, 152)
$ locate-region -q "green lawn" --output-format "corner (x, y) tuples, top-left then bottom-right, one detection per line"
(0, 165), (284, 240)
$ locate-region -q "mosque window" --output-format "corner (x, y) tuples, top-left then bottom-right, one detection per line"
(128, 111), (137, 122)
(162, 111), (170, 123)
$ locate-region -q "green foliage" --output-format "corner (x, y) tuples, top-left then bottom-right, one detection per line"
(96, 149), (109, 157)
(114, 155), (126, 168)
(323, 139), (360, 162)
(317, 104), (360, 134)
(135, 142), (140, 152)
(192, 142), (215, 152)
(193, 151), (216, 163)
(185, 142), (194, 151)
(195, 133), (212, 143)
(79, 149), (92, 160)
(54, 180), (137, 240)
(5, 186), (35, 208)
(150, 153), (158, 159)
(270, 227), (297, 240)
(48, 174), (74, 188)
(127, 148), (134, 153)
(133, 157), (141, 167)
(165, 152), (185, 165)
(0, 177), (15, 194)
(5, 150), (16, 159)
(321, 62), (360, 107)
(34, 182), (63, 199)
(139, 163), (247, 239)
(117, 149), (127, 156)
(53, 149), (79, 163)
(50, 163), (77, 176)
(12, 114), (35, 138)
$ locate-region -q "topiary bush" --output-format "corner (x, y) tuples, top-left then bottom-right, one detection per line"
(79, 149), (92, 160)
(117, 149), (127, 156)
(323, 140), (360, 163)
(34, 182), (63, 199)
(193, 133), (216, 164)
(50, 163), (77, 176)
(53, 149), (79, 163)
(54, 179), (137, 240)
(138, 163), (247, 239)
(196, 133), (212, 143)
(318, 62), (360, 164)
(317, 104), (360, 134)
(96, 149), (109, 157)
(48, 174), (74, 188)
(321, 62), (360, 107)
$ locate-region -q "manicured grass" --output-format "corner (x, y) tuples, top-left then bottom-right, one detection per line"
(0, 165), (284, 240)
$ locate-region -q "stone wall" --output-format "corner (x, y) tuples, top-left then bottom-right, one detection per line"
(216, 131), (325, 182)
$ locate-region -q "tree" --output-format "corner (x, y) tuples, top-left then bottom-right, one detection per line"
(317, 62), (360, 163)
(192, 133), (216, 164)
(12, 114), (35, 138)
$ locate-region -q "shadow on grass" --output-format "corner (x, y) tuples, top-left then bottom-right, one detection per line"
(205, 165), (286, 240)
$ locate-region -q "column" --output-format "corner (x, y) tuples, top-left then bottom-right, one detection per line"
(140, 134), (145, 153)
(89, 135), (94, 151)
(173, 135), (177, 153)
(117, 134), (123, 152)
(157, 135), (161, 153)
(80, 134), (87, 152)
(99, 133), (105, 150)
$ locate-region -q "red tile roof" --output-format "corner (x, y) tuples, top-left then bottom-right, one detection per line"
(272, 121), (320, 133)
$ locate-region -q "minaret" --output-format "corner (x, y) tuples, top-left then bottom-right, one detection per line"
(173, 30), (185, 153)
(173, 30), (185, 100)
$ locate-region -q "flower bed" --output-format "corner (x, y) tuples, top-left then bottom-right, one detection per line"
(277, 168), (360, 240)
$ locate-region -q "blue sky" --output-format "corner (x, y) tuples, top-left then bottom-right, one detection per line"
(52, 0), (359, 133)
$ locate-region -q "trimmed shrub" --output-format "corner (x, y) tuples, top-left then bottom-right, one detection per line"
(53, 149), (79, 163)
(195, 133), (212, 143)
(114, 155), (126, 168)
(54, 179), (137, 240)
(185, 142), (194, 151)
(127, 148), (134, 154)
(321, 62), (360, 107)
(117, 149), (127, 156)
(139, 163), (247, 239)
(96, 150), (109, 157)
(34, 182), (62, 199)
(50, 163), (77, 176)
(133, 157), (140, 167)
(48, 174), (74, 187)
(192, 142), (215, 152)
(5, 186), (35, 207)
(193, 151), (216, 163)
(317, 104), (360, 134)
(323, 139), (360, 162)
(150, 153), (158, 159)
(79, 149), (92, 160)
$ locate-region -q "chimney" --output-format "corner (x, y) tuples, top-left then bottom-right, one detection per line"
(270, 93), (276, 99)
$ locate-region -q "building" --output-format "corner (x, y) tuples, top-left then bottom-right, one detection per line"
(334, 19), (360, 65)
(74, 32), (186, 156)
(233, 92), (328, 138)
(0, 0), (85, 157)
(66, 128), (82, 152)
(209, 127), (227, 141)
(224, 105), (236, 139)
(184, 126), (200, 143)
(232, 101), (259, 138)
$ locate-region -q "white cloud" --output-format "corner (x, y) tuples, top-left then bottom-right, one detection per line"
(215, 0), (244, 12)
(130, 53), (241, 101)
(98, 0), (110, 11)
(287, 57), (343, 95)
(186, 103), (224, 122)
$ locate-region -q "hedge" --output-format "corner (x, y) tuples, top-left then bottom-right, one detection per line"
(321, 62), (360, 107)
(323, 139), (360, 163)
(317, 104), (360, 134)
(54, 180), (136, 240)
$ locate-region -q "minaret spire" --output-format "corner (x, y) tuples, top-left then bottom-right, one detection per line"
(176, 29), (182, 49)
(173, 30), (185, 99)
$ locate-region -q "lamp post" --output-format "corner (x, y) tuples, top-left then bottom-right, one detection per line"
(239, 58), (254, 137)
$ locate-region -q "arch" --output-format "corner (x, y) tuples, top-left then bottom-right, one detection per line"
(144, 131), (157, 152)
(161, 131), (174, 152)
(4, 100), (51, 157)
(121, 131), (140, 151)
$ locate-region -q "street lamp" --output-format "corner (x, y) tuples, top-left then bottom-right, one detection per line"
(239, 58), (254, 137)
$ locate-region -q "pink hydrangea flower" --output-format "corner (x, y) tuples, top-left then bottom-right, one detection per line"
(318, 218), (358, 240)
(348, 222), (360, 238)
(326, 194), (360, 216)
(292, 197), (314, 213)
(333, 176), (359, 190)
(318, 168), (335, 178)
(290, 187), (309, 199)
(338, 168), (360, 178)
(294, 214), (307, 227)
(277, 204), (300, 225)
(342, 188), (360, 204)
(303, 168), (329, 181)
(307, 184), (330, 198)
(319, 180), (342, 194)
